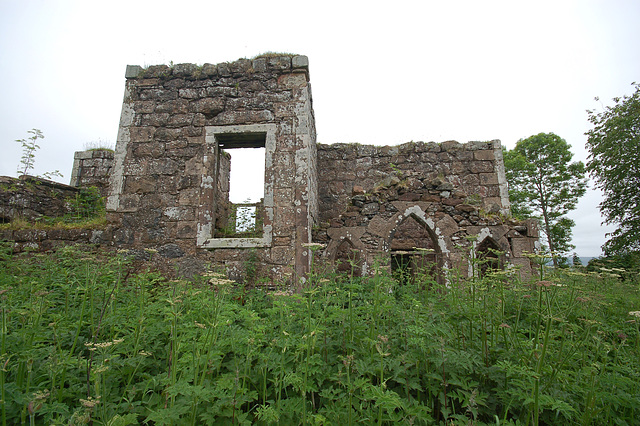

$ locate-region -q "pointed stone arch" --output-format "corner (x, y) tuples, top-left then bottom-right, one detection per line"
(476, 237), (503, 278)
(334, 238), (362, 276)
(389, 213), (442, 284)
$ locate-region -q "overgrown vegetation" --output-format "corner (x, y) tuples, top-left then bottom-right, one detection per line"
(0, 186), (106, 231)
(82, 140), (114, 152)
(0, 246), (639, 425)
(216, 201), (263, 239)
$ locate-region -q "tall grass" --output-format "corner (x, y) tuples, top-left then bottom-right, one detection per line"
(0, 244), (639, 424)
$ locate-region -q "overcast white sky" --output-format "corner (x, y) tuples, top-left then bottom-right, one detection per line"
(1, 0), (639, 256)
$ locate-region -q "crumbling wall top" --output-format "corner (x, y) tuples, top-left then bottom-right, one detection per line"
(124, 54), (310, 81)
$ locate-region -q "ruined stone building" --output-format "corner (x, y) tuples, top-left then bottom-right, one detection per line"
(2, 55), (539, 283)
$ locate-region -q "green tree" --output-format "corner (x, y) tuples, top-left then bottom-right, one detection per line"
(571, 252), (582, 267)
(504, 133), (588, 266)
(586, 83), (640, 254)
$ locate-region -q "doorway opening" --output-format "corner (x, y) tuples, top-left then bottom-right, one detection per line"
(476, 237), (502, 278)
(390, 214), (441, 285)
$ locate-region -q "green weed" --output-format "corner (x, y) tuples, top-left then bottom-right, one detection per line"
(0, 246), (638, 424)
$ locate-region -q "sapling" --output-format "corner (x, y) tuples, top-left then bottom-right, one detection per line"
(15, 129), (62, 180)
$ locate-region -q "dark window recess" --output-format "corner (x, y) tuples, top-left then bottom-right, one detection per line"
(476, 238), (502, 278)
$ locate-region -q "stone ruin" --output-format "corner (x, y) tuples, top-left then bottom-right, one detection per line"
(1, 54), (539, 284)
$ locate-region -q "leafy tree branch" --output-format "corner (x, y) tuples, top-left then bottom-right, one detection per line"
(586, 83), (640, 254)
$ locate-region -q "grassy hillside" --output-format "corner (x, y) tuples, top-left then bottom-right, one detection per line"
(1, 245), (639, 425)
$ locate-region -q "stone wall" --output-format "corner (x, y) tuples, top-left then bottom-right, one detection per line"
(70, 149), (114, 197)
(313, 141), (538, 279)
(0, 226), (109, 253)
(0, 175), (79, 222)
(1, 55), (541, 284)
(106, 55), (317, 284)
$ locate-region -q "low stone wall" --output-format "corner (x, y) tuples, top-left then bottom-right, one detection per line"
(0, 226), (108, 252)
(70, 149), (114, 197)
(0, 175), (80, 222)
(0, 226), (212, 279)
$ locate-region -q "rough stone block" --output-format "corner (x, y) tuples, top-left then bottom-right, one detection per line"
(163, 206), (195, 221)
(176, 222), (196, 239)
(140, 113), (170, 127)
(201, 63), (217, 76)
(147, 158), (179, 175)
(268, 56), (291, 71)
(124, 176), (156, 194)
(435, 214), (459, 237)
(468, 161), (494, 173)
(252, 57), (267, 72)
(292, 55), (309, 69)
(479, 172), (499, 185)
(178, 88), (200, 99)
(167, 114), (193, 128)
(158, 243), (185, 258)
(510, 257), (533, 279)
(125, 65), (143, 79)
(178, 188), (199, 206)
(124, 158), (149, 175)
(190, 97), (224, 115)
(474, 149), (496, 161)
(155, 99), (189, 114)
(273, 236), (291, 246)
(271, 245), (294, 265)
(172, 63), (197, 77)
(118, 194), (140, 212)
(367, 215), (393, 238)
(154, 128), (182, 141)
(510, 238), (535, 257)
(277, 73), (307, 89)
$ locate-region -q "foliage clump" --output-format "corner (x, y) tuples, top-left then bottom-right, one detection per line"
(1, 247), (639, 424)
(586, 82), (640, 254)
(503, 133), (587, 265)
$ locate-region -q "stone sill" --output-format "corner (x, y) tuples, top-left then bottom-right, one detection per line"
(198, 237), (271, 249)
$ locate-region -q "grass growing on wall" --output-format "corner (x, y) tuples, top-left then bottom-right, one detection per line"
(0, 245), (639, 425)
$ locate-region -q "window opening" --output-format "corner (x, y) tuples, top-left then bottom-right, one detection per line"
(215, 135), (266, 238)
(199, 124), (275, 249)
(476, 238), (502, 278)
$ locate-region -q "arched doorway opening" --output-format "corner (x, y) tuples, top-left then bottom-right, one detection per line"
(476, 237), (503, 278)
(389, 214), (442, 285)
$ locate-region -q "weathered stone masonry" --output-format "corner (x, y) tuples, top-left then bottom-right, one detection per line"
(0, 176), (81, 223)
(1, 55), (539, 282)
(105, 55), (318, 283)
(313, 141), (539, 279)
(70, 149), (114, 197)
